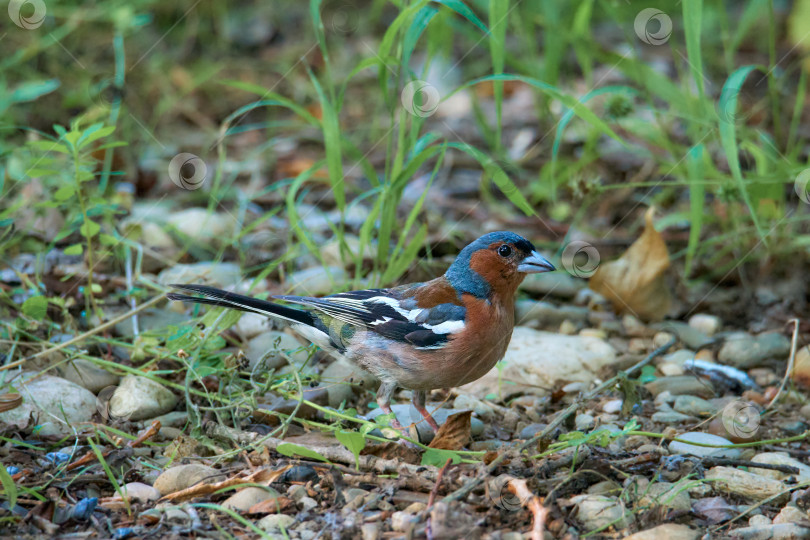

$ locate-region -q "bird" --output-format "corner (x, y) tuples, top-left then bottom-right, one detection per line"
(167, 231), (555, 434)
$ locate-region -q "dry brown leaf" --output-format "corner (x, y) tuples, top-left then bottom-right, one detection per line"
(247, 495), (296, 515)
(362, 441), (421, 464)
(589, 207), (671, 322)
(0, 393), (22, 413)
(160, 465), (290, 503)
(428, 411), (472, 450)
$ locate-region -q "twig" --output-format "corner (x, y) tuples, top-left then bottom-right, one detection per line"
(1, 293), (166, 371)
(766, 319), (800, 411)
(507, 478), (547, 540)
(701, 457), (800, 475)
(425, 458), (453, 540)
(66, 420), (161, 472)
(442, 338), (676, 504)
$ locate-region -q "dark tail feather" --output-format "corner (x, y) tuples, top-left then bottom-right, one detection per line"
(167, 284), (315, 327)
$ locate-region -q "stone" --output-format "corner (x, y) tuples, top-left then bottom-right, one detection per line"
(360, 522), (381, 540)
(652, 410), (693, 424)
(459, 327), (617, 399)
(258, 514), (295, 532)
(121, 482), (160, 504)
(245, 331), (309, 370)
(602, 399), (623, 414)
(791, 346), (810, 389)
(718, 332), (790, 369)
(773, 506), (808, 524)
(575, 413), (595, 431)
(165, 208), (235, 246)
(726, 524), (810, 539)
(749, 515), (772, 527)
(751, 452), (810, 482)
(705, 467), (787, 501)
(284, 266), (347, 296)
(366, 404), (484, 443)
(0, 373), (96, 437)
(645, 376), (715, 398)
(109, 375), (178, 422)
(514, 301), (588, 327)
(669, 432), (742, 458)
(520, 271), (584, 299)
(622, 524), (698, 540)
(688, 314), (722, 336)
(320, 360), (378, 408)
(235, 312), (273, 340)
(114, 308), (190, 338)
(119, 221), (179, 272)
(158, 262), (242, 290)
(652, 321), (713, 349)
(570, 495), (632, 530)
(153, 464), (225, 495)
(519, 423), (547, 439)
(57, 359), (119, 393)
(661, 349), (696, 367)
(637, 482), (692, 512)
(222, 487), (280, 512)
(391, 511), (418, 532)
(673, 395), (718, 417)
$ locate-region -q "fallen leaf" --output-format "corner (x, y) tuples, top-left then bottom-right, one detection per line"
(246, 495), (295, 515)
(160, 465), (290, 503)
(589, 206), (672, 321)
(428, 410), (472, 450)
(0, 394), (22, 413)
(362, 441), (421, 464)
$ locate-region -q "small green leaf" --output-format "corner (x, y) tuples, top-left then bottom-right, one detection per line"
(99, 233), (119, 246)
(80, 219), (100, 238)
(335, 430), (366, 470)
(21, 296), (48, 320)
(89, 283), (103, 294)
(64, 243), (83, 256)
(0, 462), (17, 510)
(54, 185), (75, 201)
(421, 448), (462, 467)
(275, 443), (330, 462)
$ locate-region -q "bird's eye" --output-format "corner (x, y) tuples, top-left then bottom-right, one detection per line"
(497, 244), (512, 257)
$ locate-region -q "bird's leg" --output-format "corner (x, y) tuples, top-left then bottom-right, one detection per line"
(376, 381), (403, 430)
(413, 390), (440, 432)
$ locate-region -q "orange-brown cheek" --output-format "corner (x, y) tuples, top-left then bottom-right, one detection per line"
(469, 251), (512, 284)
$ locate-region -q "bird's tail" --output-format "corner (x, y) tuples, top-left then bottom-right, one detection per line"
(167, 284), (316, 327)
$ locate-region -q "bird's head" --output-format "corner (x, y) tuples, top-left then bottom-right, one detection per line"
(445, 231), (555, 299)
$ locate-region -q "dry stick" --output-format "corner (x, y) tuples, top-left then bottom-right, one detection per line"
(442, 338), (677, 504)
(766, 318), (800, 411)
(1, 293), (166, 371)
(425, 458), (453, 540)
(507, 478), (547, 540)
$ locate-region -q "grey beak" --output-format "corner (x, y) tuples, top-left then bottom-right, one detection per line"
(517, 251), (556, 273)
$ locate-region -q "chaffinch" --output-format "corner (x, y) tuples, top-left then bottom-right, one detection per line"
(168, 231), (555, 433)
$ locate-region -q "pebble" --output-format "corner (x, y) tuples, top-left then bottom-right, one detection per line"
(637, 482), (691, 512)
(57, 359), (119, 393)
(652, 321), (713, 349)
(320, 360), (378, 408)
(519, 423), (547, 439)
(165, 209), (235, 247)
(669, 432), (742, 458)
(652, 410), (693, 424)
(751, 452), (810, 482)
(688, 314), (722, 336)
(570, 495), (633, 530)
(258, 514), (295, 532)
(0, 373), (97, 437)
(659, 362), (685, 376)
(245, 331), (309, 370)
(661, 349), (696, 367)
(158, 261), (241, 289)
(673, 395), (717, 416)
(121, 482), (160, 504)
(391, 511), (418, 533)
(749, 515), (772, 527)
(460, 327), (617, 399)
(602, 399), (623, 414)
(791, 346), (810, 389)
(360, 522), (381, 540)
(575, 413), (595, 431)
(299, 496), (318, 511)
(367, 404), (484, 443)
(718, 332), (790, 369)
(153, 464), (225, 495)
(234, 312), (273, 339)
(222, 487), (279, 512)
(622, 524), (698, 540)
(773, 506), (808, 524)
(519, 271), (584, 299)
(109, 375), (178, 422)
(705, 466), (787, 501)
(645, 376), (715, 398)
(514, 300), (588, 327)
(285, 266), (347, 296)
(727, 524), (810, 539)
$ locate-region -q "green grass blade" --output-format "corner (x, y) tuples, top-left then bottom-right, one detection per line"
(308, 69), (345, 211)
(682, 0), (705, 99)
(685, 144), (706, 277)
(488, 0), (507, 152)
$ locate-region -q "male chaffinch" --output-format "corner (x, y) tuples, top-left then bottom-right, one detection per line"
(168, 231), (555, 433)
